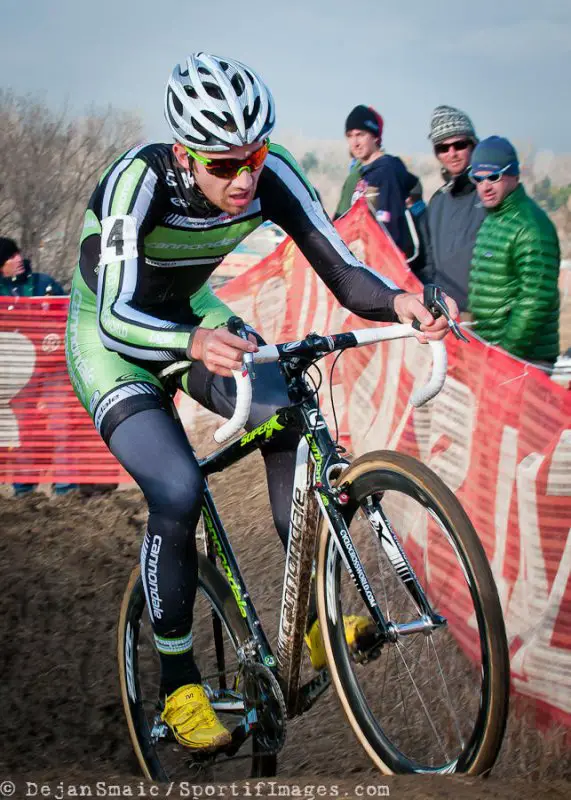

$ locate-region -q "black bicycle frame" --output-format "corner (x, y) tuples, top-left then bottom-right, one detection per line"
(195, 363), (441, 711)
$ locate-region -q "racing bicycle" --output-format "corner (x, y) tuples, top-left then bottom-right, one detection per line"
(118, 287), (510, 781)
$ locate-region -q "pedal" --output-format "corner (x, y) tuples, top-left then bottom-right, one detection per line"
(351, 628), (384, 664)
(150, 714), (169, 744)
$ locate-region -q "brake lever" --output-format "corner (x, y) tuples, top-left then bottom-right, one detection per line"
(412, 284), (469, 344)
(227, 315), (256, 380)
(433, 296), (470, 343)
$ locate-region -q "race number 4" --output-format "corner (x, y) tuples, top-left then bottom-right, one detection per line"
(100, 215), (138, 265)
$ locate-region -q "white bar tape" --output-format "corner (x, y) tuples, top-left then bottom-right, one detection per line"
(353, 324), (447, 407)
(409, 340), (447, 407)
(353, 322), (415, 345)
(213, 368), (252, 443)
(253, 344), (280, 363)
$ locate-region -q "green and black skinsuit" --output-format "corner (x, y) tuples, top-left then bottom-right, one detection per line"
(66, 141), (403, 689)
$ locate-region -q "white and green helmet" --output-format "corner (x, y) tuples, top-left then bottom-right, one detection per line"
(165, 52), (275, 152)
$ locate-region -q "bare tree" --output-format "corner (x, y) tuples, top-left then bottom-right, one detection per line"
(49, 107), (143, 284)
(0, 90), (142, 288)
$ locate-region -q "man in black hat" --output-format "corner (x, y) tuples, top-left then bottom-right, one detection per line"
(0, 237), (64, 297)
(334, 105), (417, 253)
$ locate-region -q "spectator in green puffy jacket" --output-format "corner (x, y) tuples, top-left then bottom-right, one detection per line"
(468, 137), (560, 365)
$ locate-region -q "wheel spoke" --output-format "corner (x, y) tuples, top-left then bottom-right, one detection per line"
(427, 635), (465, 748)
(392, 642), (412, 739)
(394, 640), (450, 762)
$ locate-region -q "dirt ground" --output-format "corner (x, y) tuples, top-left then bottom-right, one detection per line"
(1, 446), (570, 798)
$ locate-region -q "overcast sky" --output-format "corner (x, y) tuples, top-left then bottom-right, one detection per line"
(2, 0), (570, 155)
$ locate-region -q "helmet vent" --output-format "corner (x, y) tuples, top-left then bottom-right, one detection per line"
(190, 117), (212, 142)
(221, 112), (238, 133)
(230, 73), (245, 96)
(171, 93), (184, 116)
(244, 96), (261, 129)
(184, 86), (198, 100)
(219, 61), (229, 71)
(203, 82), (224, 100)
(203, 110), (236, 133)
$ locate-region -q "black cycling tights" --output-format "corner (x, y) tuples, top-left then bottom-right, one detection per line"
(108, 359), (298, 691)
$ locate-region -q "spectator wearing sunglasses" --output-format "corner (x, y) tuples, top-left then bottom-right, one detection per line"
(334, 105), (418, 253)
(423, 105), (484, 312)
(468, 136), (560, 365)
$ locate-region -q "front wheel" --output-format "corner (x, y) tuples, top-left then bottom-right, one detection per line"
(118, 554), (277, 781)
(315, 450), (510, 775)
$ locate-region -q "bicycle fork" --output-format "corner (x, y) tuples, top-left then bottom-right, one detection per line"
(321, 497), (446, 646)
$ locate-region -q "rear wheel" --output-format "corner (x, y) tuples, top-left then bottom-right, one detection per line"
(118, 554), (277, 781)
(315, 450), (509, 775)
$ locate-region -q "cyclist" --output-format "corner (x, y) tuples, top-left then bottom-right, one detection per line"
(66, 52), (458, 751)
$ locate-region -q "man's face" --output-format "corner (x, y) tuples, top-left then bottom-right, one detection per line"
(474, 173), (519, 208)
(173, 141), (267, 216)
(434, 136), (474, 176)
(346, 129), (379, 163)
(0, 252), (25, 279)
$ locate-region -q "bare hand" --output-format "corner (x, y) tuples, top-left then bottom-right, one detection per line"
(2, 254), (25, 279)
(393, 292), (459, 343)
(188, 327), (258, 377)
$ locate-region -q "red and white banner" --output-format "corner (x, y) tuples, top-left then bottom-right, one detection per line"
(0, 296), (130, 483)
(1, 200), (570, 728)
(214, 200), (571, 729)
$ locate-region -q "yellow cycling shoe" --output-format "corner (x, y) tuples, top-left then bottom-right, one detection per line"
(304, 616), (377, 671)
(161, 684), (232, 750)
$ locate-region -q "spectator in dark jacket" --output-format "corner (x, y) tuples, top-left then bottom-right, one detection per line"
(404, 180), (430, 280)
(424, 106), (485, 312)
(334, 105), (418, 252)
(0, 237), (64, 296)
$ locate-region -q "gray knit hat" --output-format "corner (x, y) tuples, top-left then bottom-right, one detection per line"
(429, 105), (476, 145)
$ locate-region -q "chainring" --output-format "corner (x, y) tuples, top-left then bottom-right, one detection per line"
(243, 662), (287, 755)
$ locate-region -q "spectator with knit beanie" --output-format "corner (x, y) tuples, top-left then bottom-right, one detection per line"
(334, 105), (417, 254)
(422, 105), (485, 312)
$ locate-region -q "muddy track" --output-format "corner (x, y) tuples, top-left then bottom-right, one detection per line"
(1, 445), (570, 796)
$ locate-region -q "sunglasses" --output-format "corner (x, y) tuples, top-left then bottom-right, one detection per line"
(434, 139), (472, 155)
(469, 163), (514, 185)
(185, 139), (269, 180)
